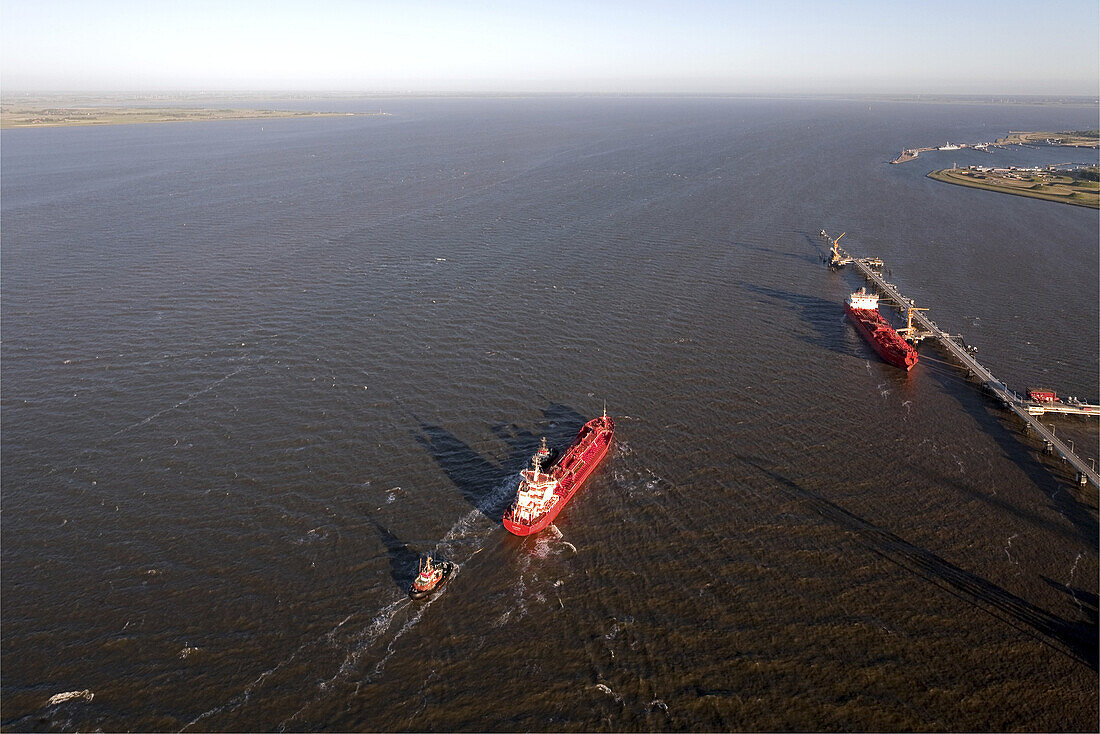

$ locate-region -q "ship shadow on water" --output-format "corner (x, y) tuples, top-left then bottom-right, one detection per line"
(365, 515), (420, 592)
(743, 282), (854, 359)
(412, 418), (513, 522)
(411, 404), (589, 523)
(741, 457), (1099, 671)
(729, 237), (822, 266)
(1041, 577), (1099, 630)
(797, 230), (833, 264)
(912, 459), (1091, 550)
(536, 403), (589, 444)
(487, 422), (540, 469)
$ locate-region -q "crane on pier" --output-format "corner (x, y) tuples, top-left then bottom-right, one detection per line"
(830, 232), (845, 259)
(898, 303), (930, 342)
(827, 232), (853, 269)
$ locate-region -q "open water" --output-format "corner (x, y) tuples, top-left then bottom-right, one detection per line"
(2, 97), (1098, 732)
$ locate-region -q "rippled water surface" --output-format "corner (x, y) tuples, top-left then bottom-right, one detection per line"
(2, 97), (1098, 731)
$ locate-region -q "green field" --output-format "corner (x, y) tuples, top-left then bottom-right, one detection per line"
(927, 167), (1099, 208)
(995, 130), (1100, 147)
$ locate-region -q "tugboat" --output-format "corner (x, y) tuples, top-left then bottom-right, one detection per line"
(503, 411), (615, 536)
(409, 555), (453, 599)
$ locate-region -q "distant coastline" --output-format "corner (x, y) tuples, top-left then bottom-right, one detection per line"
(0, 104), (385, 129)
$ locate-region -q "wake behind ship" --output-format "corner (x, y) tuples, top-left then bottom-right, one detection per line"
(503, 413), (614, 536)
(845, 288), (918, 371)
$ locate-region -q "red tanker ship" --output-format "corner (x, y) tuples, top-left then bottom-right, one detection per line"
(503, 412), (614, 536)
(845, 288), (918, 371)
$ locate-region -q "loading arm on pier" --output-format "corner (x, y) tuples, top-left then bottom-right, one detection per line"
(898, 303), (930, 341)
(827, 232), (853, 268)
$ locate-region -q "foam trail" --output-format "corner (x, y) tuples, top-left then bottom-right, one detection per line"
(114, 367), (245, 437)
(47, 690), (93, 706)
(362, 597), (435, 683)
(282, 597), (439, 729)
(1066, 552), (1084, 614)
(1003, 534), (1019, 567)
(271, 597), (411, 731)
(594, 683), (623, 704)
(326, 597), (411, 685)
(434, 474), (519, 556)
(277, 475), (520, 729)
(180, 611), (360, 731)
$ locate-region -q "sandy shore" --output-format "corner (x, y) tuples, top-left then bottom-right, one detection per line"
(0, 105), (377, 129)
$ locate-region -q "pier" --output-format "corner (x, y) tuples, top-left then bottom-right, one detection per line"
(889, 130), (1100, 164)
(1025, 400), (1099, 417)
(823, 231), (1099, 488)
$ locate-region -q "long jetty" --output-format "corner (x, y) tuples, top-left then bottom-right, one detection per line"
(823, 231), (1099, 488)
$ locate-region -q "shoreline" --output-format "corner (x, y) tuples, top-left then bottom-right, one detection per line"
(0, 107), (385, 129)
(927, 167), (1099, 208)
(891, 130), (1099, 164)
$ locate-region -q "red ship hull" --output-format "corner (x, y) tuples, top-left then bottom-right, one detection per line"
(503, 415), (614, 536)
(846, 304), (918, 371)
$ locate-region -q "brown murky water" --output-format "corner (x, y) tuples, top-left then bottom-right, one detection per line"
(3, 97), (1097, 731)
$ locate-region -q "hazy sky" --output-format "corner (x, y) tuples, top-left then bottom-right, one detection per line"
(2, 0), (1098, 94)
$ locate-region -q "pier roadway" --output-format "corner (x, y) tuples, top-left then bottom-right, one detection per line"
(1026, 401), (1100, 417)
(828, 239), (1099, 489)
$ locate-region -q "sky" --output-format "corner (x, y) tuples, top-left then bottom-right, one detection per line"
(2, 0), (1098, 95)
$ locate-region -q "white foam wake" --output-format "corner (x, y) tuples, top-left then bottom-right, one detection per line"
(179, 611), (360, 731)
(113, 366), (246, 437)
(273, 475), (520, 729)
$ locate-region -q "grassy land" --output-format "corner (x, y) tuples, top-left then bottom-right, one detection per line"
(0, 105), (365, 129)
(928, 168), (1099, 208)
(995, 130), (1100, 147)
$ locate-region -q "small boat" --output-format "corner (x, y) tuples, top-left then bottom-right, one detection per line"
(409, 555), (453, 599)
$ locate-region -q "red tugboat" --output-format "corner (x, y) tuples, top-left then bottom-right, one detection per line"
(845, 288), (918, 371)
(503, 412), (614, 536)
(409, 555), (453, 599)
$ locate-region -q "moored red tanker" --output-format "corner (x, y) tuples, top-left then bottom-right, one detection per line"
(503, 412), (614, 536)
(845, 288), (918, 371)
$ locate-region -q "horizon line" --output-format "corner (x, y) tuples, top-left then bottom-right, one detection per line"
(3, 90), (1098, 101)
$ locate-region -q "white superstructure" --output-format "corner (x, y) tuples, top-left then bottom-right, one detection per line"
(847, 287), (879, 311)
(510, 452), (560, 524)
